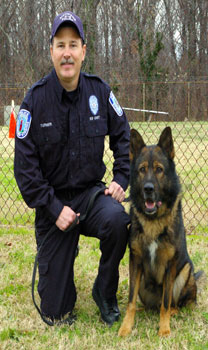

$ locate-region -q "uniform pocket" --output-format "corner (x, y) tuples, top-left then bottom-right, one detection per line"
(34, 125), (64, 166)
(35, 125), (61, 145)
(38, 262), (49, 299)
(84, 119), (108, 137)
(38, 262), (49, 275)
(82, 119), (108, 163)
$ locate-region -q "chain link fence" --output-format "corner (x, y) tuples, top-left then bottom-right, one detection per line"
(0, 81), (208, 234)
(0, 0), (207, 233)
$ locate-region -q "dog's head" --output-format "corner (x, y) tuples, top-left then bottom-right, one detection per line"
(129, 127), (180, 218)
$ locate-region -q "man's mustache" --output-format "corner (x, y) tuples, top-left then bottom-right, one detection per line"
(61, 59), (74, 65)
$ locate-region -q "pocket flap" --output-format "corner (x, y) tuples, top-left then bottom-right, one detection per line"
(35, 126), (61, 145)
(85, 119), (108, 137)
(38, 262), (49, 275)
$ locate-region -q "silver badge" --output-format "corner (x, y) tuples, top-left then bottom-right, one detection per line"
(89, 95), (99, 116)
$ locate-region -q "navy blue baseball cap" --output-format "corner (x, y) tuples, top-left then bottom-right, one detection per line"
(50, 11), (85, 43)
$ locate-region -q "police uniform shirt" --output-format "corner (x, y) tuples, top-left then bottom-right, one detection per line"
(14, 69), (130, 223)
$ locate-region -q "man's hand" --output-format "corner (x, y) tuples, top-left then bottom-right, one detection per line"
(56, 206), (79, 231)
(104, 181), (125, 203)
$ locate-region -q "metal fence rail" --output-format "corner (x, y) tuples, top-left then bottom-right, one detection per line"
(1, 80), (208, 124)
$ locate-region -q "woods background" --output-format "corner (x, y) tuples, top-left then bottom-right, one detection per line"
(0, 0), (208, 230)
(1, 0), (208, 122)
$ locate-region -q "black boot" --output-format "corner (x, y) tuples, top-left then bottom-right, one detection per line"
(92, 278), (120, 326)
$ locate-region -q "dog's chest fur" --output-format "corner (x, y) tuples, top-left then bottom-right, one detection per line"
(132, 233), (175, 285)
(148, 241), (158, 268)
(131, 208), (177, 284)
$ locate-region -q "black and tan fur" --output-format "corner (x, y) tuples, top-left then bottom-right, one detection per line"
(119, 127), (202, 337)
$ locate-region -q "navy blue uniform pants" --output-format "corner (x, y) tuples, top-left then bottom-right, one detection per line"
(35, 182), (130, 319)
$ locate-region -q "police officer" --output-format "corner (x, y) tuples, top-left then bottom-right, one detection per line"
(14, 11), (130, 326)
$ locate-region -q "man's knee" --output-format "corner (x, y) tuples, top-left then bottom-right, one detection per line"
(102, 202), (130, 239)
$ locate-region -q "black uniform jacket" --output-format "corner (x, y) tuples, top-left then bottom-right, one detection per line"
(14, 69), (130, 222)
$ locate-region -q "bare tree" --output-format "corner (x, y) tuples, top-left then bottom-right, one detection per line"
(1, 0), (208, 122)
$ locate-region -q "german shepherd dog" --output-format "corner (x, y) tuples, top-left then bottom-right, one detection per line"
(118, 127), (203, 337)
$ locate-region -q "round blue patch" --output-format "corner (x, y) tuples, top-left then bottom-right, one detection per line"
(16, 109), (32, 139)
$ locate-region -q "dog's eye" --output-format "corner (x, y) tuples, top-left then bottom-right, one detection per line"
(156, 166), (163, 174)
(139, 166), (146, 174)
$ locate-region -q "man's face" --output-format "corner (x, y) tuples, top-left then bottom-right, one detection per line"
(50, 26), (86, 90)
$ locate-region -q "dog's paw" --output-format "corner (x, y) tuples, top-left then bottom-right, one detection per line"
(118, 324), (132, 337)
(170, 307), (178, 316)
(158, 327), (171, 337)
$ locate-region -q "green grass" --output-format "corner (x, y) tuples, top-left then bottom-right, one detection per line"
(0, 228), (207, 350)
(0, 122), (208, 350)
(0, 121), (208, 349)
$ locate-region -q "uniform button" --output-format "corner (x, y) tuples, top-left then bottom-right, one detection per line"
(45, 137), (49, 142)
(72, 151), (75, 156)
(96, 129), (99, 134)
(72, 129), (75, 134)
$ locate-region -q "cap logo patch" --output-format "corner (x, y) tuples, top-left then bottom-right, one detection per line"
(60, 13), (76, 23)
(89, 95), (99, 116)
(16, 109), (32, 139)
(109, 91), (123, 117)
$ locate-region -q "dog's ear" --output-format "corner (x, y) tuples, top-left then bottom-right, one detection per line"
(158, 127), (175, 159)
(130, 129), (146, 161)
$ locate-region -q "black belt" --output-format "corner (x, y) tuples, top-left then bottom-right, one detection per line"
(55, 187), (84, 201)
(32, 187), (105, 326)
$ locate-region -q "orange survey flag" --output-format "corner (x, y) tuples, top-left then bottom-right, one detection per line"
(9, 109), (16, 138)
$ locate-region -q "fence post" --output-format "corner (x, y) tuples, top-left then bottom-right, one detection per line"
(143, 82), (146, 121)
(188, 81), (191, 120)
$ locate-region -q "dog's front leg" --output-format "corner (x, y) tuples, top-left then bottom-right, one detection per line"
(159, 263), (176, 337)
(118, 252), (142, 336)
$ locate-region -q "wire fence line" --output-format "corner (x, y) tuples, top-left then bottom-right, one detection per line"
(0, 85), (207, 234)
(1, 1), (208, 234)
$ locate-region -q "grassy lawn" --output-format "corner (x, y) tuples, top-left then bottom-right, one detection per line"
(0, 122), (208, 349)
(0, 227), (207, 350)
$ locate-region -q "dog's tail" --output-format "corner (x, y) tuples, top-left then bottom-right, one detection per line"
(194, 270), (207, 294)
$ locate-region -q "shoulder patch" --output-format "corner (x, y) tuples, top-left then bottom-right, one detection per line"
(16, 109), (32, 139)
(109, 91), (123, 117)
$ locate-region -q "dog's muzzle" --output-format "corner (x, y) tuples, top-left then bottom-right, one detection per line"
(143, 182), (162, 215)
